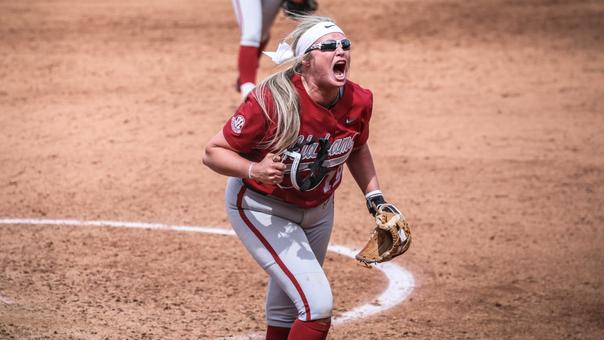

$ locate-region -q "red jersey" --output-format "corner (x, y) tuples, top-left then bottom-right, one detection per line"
(223, 74), (373, 208)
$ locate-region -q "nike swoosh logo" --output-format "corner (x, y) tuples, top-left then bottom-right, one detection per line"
(324, 24), (335, 28)
(345, 118), (356, 124)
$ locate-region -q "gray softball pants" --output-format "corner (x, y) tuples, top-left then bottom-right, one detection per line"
(225, 177), (334, 328)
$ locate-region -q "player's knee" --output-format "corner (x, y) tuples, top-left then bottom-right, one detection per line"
(305, 290), (333, 320)
(310, 300), (332, 320)
(266, 303), (298, 327)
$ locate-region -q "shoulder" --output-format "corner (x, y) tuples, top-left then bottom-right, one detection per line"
(228, 88), (277, 134)
(344, 80), (373, 107)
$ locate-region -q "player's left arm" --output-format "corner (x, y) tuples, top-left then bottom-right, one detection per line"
(346, 143), (380, 195)
(347, 143), (403, 216)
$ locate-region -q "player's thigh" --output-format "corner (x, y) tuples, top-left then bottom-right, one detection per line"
(302, 196), (335, 266)
(227, 201), (320, 279)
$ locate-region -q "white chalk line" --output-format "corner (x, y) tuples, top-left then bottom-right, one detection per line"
(0, 218), (415, 336)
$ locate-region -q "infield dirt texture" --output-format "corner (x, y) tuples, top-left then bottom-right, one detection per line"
(1, 0), (603, 339)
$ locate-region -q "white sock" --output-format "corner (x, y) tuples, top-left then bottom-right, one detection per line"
(240, 82), (256, 100)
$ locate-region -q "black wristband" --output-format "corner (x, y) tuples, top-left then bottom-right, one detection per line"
(365, 192), (386, 216)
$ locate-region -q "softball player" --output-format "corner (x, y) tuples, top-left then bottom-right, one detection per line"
(231, 0), (310, 100)
(203, 15), (398, 340)
(231, 0), (282, 99)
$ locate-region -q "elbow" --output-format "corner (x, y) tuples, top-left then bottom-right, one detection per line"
(201, 145), (213, 168)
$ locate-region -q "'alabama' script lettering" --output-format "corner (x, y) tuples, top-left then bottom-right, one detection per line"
(293, 134), (356, 161)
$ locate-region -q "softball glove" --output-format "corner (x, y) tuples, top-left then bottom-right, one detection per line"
(356, 204), (412, 266)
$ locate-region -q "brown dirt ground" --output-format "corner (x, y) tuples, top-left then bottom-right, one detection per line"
(1, 0), (603, 339)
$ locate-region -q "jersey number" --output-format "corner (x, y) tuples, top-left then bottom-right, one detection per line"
(322, 166), (343, 193)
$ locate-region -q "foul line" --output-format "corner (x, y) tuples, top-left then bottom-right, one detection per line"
(0, 218), (415, 328)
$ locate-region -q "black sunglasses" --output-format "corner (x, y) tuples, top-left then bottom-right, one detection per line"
(305, 39), (351, 53)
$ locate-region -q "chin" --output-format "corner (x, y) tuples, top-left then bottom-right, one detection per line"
(330, 72), (348, 86)
(334, 80), (347, 87)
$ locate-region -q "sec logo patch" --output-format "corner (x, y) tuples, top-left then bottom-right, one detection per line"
(231, 114), (245, 135)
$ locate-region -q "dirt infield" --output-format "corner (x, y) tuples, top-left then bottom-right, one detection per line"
(1, 0), (603, 339)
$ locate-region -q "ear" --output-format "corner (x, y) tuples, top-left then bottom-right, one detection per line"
(300, 54), (312, 68)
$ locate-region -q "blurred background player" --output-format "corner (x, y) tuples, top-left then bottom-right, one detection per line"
(232, 0), (315, 100)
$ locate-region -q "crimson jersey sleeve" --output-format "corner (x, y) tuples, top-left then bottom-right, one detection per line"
(222, 95), (270, 153)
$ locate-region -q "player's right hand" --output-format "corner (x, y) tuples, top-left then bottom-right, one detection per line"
(250, 153), (286, 184)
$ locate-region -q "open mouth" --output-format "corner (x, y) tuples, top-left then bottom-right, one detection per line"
(333, 60), (347, 81)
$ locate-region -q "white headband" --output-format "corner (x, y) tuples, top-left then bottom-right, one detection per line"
(263, 21), (345, 65)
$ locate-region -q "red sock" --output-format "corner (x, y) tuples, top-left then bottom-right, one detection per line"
(287, 319), (331, 340)
(266, 325), (291, 340)
(238, 45), (259, 85)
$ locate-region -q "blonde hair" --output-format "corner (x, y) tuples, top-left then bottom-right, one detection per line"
(254, 15), (337, 153)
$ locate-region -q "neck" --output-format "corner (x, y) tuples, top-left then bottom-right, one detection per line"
(301, 76), (340, 108)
